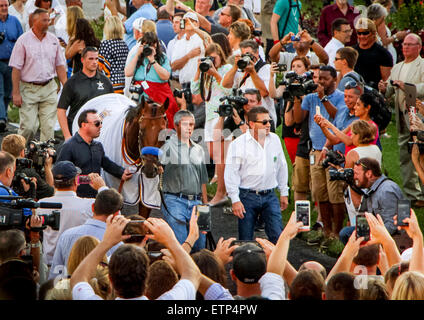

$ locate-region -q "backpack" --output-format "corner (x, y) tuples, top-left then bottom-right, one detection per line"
(344, 73), (392, 131)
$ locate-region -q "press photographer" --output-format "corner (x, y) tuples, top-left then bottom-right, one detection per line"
(221, 40), (277, 128)
(1, 134), (54, 200)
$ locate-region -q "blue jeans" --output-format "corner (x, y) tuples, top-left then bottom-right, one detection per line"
(238, 189), (283, 244)
(0, 61), (12, 121)
(162, 193), (206, 252)
(339, 226), (355, 245)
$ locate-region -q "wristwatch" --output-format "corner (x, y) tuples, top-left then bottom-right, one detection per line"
(309, 39), (315, 46)
(320, 95), (329, 103)
(30, 241), (41, 248)
(238, 120), (245, 127)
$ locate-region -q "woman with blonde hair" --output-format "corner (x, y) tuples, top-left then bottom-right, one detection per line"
(99, 16), (129, 94)
(65, 5), (84, 42)
(391, 271), (424, 300)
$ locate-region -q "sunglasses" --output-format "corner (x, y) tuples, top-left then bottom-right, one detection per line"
(355, 160), (368, 170)
(85, 120), (102, 127)
(42, 0), (52, 2)
(334, 57), (343, 61)
(254, 119), (272, 125)
(357, 31), (371, 36)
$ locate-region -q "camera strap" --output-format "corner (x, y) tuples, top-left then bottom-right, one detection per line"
(0, 185), (14, 196)
(239, 58), (267, 88)
(281, 0), (303, 39)
(200, 72), (213, 102)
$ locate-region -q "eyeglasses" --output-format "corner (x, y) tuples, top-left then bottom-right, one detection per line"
(85, 120), (102, 127)
(42, 0), (52, 2)
(357, 31), (371, 36)
(334, 57), (343, 61)
(340, 29), (353, 34)
(402, 43), (420, 47)
(254, 119), (272, 125)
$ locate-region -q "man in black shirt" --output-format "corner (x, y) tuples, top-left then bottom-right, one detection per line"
(353, 18), (393, 89)
(57, 47), (114, 141)
(57, 109), (133, 198)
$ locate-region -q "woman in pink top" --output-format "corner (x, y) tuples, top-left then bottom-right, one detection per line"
(316, 91), (379, 155)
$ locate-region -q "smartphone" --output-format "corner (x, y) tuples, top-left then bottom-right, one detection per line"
(397, 199), (411, 227)
(196, 205), (211, 232)
(147, 251), (164, 263)
(77, 175), (90, 184)
(179, 19), (185, 29)
(277, 63), (287, 72)
(316, 105), (321, 116)
(404, 83), (417, 109)
(355, 214), (370, 243)
(230, 240), (261, 247)
(295, 200), (310, 231)
(122, 220), (147, 242)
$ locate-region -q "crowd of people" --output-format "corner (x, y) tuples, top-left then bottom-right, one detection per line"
(0, 0), (424, 301)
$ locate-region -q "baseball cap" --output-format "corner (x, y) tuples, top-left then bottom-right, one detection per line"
(183, 11), (198, 23)
(133, 17), (146, 32)
(232, 243), (266, 284)
(354, 17), (376, 33)
(52, 161), (82, 181)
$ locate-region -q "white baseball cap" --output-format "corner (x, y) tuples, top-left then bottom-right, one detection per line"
(183, 11), (198, 23)
(132, 17), (146, 31)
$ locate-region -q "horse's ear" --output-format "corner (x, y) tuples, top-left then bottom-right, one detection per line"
(163, 97), (169, 111)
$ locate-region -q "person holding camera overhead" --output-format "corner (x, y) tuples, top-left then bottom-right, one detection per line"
(222, 40), (276, 128)
(191, 43), (232, 206)
(125, 31), (179, 129)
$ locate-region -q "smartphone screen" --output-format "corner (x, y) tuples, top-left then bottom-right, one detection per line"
(230, 240), (261, 247)
(77, 175), (90, 184)
(404, 83), (417, 109)
(397, 199), (411, 226)
(295, 201), (310, 231)
(316, 105), (321, 116)
(356, 215), (370, 242)
(197, 205), (211, 232)
(180, 19), (185, 29)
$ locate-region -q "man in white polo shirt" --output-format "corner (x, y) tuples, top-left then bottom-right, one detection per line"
(224, 107), (289, 243)
(324, 18), (352, 67)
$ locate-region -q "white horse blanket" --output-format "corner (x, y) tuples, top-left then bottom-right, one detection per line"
(71, 93), (161, 208)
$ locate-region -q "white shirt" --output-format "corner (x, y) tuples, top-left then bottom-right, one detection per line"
(259, 272), (286, 300)
(278, 51), (320, 70)
(324, 37), (344, 67)
(224, 130), (289, 204)
(8, 4), (24, 28)
(72, 279), (196, 300)
(232, 62), (277, 124)
(170, 32), (205, 84)
(37, 190), (94, 265)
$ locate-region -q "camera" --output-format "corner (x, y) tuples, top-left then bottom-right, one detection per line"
(0, 32), (5, 45)
(0, 196), (62, 231)
(322, 150), (345, 169)
(329, 168), (354, 185)
(291, 35), (301, 42)
(252, 30), (262, 37)
(173, 88), (193, 107)
(237, 53), (254, 71)
(26, 139), (57, 174)
(129, 82), (144, 103)
(199, 56), (215, 73)
(281, 71), (318, 111)
(277, 64), (287, 73)
(143, 44), (153, 57)
(217, 92), (248, 117)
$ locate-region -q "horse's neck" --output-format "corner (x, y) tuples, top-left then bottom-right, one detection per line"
(124, 120), (141, 160)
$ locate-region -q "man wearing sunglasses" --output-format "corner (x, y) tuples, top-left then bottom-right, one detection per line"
(225, 107), (289, 244)
(378, 33), (424, 208)
(58, 109), (133, 198)
(352, 18), (393, 90)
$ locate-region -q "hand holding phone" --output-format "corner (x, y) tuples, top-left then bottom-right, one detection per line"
(77, 175), (91, 184)
(315, 105), (320, 116)
(356, 214), (370, 243)
(396, 199), (411, 227)
(295, 200), (310, 231)
(196, 205), (211, 232)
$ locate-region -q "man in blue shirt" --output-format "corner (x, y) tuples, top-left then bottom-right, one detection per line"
(155, 7), (175, 48)
(49, 188), (124, 280)
(293, 65), (347, 238)
(124, 0), (157, 51)
(0, 0), (23, 132)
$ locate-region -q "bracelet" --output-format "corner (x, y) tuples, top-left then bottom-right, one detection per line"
(183, 241), (193, 249)
(322, 147), (329, 152)
(30, 241), (41, 249)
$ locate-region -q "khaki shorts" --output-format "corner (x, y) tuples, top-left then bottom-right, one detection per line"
(310, 150), (345, 204)
(292, 156), (311, 194)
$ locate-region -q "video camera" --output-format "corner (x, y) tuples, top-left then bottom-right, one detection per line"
(216, 89), (248, 117)
(280, 71), (318, 104)
(0, 195), (62, 231)
(199, 56), (215, 73)
(322, 150), (345, 169)
(129, 82), (144, 103)
(26, 139), (57, 174)
(237, 53), (255, 71)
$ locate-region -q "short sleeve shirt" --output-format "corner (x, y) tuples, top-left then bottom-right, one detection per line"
(273, 0), (302, 38)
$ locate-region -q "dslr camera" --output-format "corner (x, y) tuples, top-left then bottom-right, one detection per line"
(173, 87), (193, 107)
(237, 53), (255, 71)
(280, 71), (318, 101)
(217, 90), (248, 117)
(129, 82), (144, 103)
(26, 139), (57, 175)
(143, 44), (153, 57)
(199, 56), (215, 73)
(329, 168), (354, 185)
(322, 150), (345, 169)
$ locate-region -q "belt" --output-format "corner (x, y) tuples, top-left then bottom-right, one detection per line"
(165, 192), (202, 201)
(0, 59), (9, 63)
(24, 79), (53, 86)
(240, 188), (275, 195)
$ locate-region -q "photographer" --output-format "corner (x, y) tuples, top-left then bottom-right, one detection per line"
(410, 99), (424, 186)
(1, 134), (54, 200)
(125, 31), (179, 129)
(222, 40), (277, 128)
(190, 43), (232, 206)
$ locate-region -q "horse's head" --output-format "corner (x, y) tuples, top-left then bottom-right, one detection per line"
(125, 96), (169, 178)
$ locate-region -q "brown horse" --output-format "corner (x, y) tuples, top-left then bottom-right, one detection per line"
(122, 95), (169, 218)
